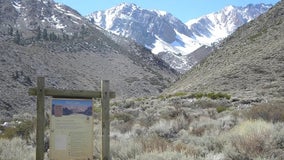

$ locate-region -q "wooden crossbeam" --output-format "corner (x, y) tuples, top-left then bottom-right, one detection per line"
(29, 88), (115, 99)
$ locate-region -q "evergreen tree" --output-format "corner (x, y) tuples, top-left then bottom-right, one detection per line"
(49, 32), (57, 41)
(8, 26), (13, 36)
(62, 33), (69, 41)
(36, 26), (41, 40)
(14, 30), (20, 44)
(43, 28), (48, 40)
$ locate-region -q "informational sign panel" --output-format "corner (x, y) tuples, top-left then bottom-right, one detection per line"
(50, 98), (93, 160)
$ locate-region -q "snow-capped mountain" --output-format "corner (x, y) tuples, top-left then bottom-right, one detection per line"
(87, 3), (272, 72)
(186, 3), (272, 46)
(87, 3), (195, 54)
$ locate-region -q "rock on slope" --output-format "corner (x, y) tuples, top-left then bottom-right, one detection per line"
(168, 0), (284, 100)
(0, 0), (178, 120)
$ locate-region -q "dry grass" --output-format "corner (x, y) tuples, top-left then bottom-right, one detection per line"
(0, 137), (35, 160)
(246, 101), (284, 122)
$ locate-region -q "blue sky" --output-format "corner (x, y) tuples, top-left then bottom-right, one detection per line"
(54, 0), (280, 22)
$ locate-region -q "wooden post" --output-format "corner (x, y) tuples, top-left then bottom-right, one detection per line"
(36, 77), (45, 160)
(101, 80), (110, 160)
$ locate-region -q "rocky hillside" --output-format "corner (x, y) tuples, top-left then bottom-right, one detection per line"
(0, 0), (178, 120)
(168, 0), (284, 100)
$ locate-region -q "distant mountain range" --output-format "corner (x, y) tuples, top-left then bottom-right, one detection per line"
(87, 3), (272, 72)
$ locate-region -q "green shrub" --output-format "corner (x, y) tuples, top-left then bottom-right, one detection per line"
(190, 92), (231, 100)
(93, 107), (101, 113)
(0, 120), (35, 140)
(216, 106), (227, 113)
(192, 92), (204, 99)
(171, 92), (187, 97)
(111, 113), (134, 123)
(0, 127), (17, 139)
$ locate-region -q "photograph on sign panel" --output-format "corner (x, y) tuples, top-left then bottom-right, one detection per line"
(52, 99), (92, 117)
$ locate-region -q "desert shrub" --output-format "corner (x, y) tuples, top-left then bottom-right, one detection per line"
(122, 100), (135, 108)
(0, 137), (35, 160)
(224, 120), (274, 159)
(134, 151), (194, 160)
(149, 114), (190, 139)
(177, 130), (224, 157)
(138, 112), (158, 128)
(170, 92), (188, 98)
(93, 106), (101, 113)
(191, 126), (206, 137)
(192, 99), (220, 109)
(246, 101), (284, 122)
(113, 99), (136, 108)
(216, 106), (227, 113)
(189, 92), (231, 100)
(111, 139), (142, 159)
(272, 123), (284, 149)
(149, 119), (177, 138)
(16, 120), (35, 140)
(0, 127), (17, 139)
(192, 92), (204, 99)
(206, 92), (231, 100)
(157, 92), (188, 100)
(189, 118), (221, 137)
(0, 120), (35, 140)
(173, 142), (201, 157)
(139, 134), (169, 153)
(111, 112), (134, 123)
(218, 115), (238, 131)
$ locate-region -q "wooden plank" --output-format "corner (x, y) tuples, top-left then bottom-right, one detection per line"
(36, 77), (45, 160)
(101, 80), (110, 160)
(29, 88), (115, 99)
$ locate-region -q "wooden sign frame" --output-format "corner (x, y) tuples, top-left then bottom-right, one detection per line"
(29, 77), (115, 160)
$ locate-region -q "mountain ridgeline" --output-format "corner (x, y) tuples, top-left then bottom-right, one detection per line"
(87, 3), (272, 72)
(0, 0), (178, 120)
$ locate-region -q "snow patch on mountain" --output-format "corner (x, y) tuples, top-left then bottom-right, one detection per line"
(12, 1), (23, 12)
(51, 15), (66, 29)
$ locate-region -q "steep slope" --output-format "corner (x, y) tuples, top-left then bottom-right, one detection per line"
(87, 3), (272, 72)
(168, 0), (284, 100)
(0, 0), (178, 120)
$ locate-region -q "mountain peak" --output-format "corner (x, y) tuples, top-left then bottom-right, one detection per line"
(113, 2), (139, 11)
(221, 5), (237, 14)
